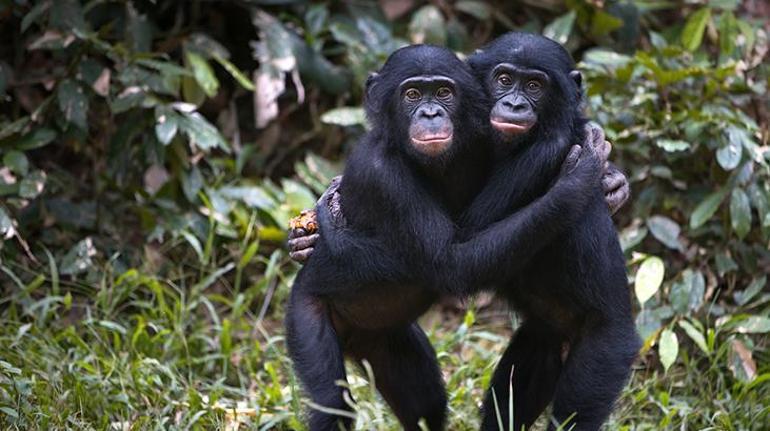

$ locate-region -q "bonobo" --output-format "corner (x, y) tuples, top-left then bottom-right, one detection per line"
(285, 45), (604, 431)
(461, 32), (641, 431)
(287, 124), (627, 262)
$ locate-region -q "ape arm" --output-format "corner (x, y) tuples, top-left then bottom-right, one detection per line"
(296, 147), (458, 293)
(287, 160), (629, 264)
(434, 144), (603, 294)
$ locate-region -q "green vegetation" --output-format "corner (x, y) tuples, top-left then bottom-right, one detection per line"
(0, 1), (768, 429)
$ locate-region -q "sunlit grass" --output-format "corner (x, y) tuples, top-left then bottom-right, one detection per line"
(1, 259), (768, 430)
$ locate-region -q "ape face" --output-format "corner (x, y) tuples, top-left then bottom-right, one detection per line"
(468, 32), (584, 149)
(398, 75), (457, 157)
(488, 63), (549, 138)
(364, 45), (486, 165)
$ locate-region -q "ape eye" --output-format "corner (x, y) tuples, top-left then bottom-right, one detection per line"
(436, 87), (453, 100)
(404, 88), (421, 101)
(526, 80), (542, 91)
(497, 74), (512, 86)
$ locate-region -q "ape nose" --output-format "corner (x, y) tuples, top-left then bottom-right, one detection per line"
(502, 99), (528, 113)
(418, 106), (444, 119)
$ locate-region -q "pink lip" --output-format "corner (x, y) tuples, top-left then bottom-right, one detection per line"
(491, 119), (532, 135)
(412, 135), (452, 145)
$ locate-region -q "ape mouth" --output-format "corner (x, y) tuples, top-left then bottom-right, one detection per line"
(411, 133), (453, 156)
(491, 118), (533, 136)
(411, 134), (452, 145)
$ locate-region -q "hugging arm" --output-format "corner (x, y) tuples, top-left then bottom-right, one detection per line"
(435, 143), (603, 293)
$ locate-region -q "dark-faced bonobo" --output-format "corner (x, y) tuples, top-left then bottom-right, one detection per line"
(285, 44), (604, 431)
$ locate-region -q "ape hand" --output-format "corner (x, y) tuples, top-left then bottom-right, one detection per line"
(583, 122), (630, 215)
(558, 143), (603, 185)
(584, 122), (610, 168)
(287, 176), (344, 263)
(603, 164), (630, 215)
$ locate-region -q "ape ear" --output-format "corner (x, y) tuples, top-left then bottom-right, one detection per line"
(569, 70), (582, 87)
(365, 72), (379, 93)
(364, 72), (380, 115)
(569, 70), (583, 100)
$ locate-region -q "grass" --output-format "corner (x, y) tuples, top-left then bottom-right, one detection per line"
(1, 251), (768, 431)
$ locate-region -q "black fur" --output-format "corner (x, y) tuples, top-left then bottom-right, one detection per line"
(285, 44), (602, 431)
(461, 32), (641, 431)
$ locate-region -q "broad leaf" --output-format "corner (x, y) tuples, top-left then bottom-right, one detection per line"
(658, 328), (678, 372)
(647, 215), (682, 250)
(544, 10), (576, 44)
(57, 79), (88, 130)
(681, 8), (711, 51)
(730, 188), (752, 239)
(690, 189), (726, 229)
(185, 51), (219, 97)
(635, 256), (665, 305)
(320, 107), (367, 127)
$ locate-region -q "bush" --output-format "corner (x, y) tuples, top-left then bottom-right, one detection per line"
(0, 1), (768, 429)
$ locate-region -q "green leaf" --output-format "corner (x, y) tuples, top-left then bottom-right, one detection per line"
(0, 407), (18, 419)
(543, 10), (576, 45)
(0, 207), (13, 238)
(14, 127), (57, 150)
(678, 320), (709, 354)
(734, 316), (770, 334)
(655, 139), (690, 152)
(670, 269), (705, 314)
(635, 256), (665, 305)
(715, 252), (738, 276)
(304, 4), (329, 35)
(177, 111), (229, 152)
(185, 51), (219, 98)
(19, 170), (46, 199)
(590, 10), (623, 37)
(689, 189), (727, 229)
(658, 328), (678, 372)
(180, 230), (205, 263)
(718, 12), (739, 59)
(408, 5), (446, 45)
(730, 188), (752, 239)
(716, 135), (742, 170)
(582, 49), (632, 67)
(213, 56), (255, 91)
(57, 79), (88, 130)
(646, 215), (682, 250)
(154, 106), (179, 145)
(455, 1), (492, 20)
(3, 151), (29, 176)
(734, 276), (766, 306)
(21, 1), (51, 32)
(681, 8), (711, 51)
(320, 107), (367, 127)
(60, 237), (97, 275)
(282, 179), (317, 212)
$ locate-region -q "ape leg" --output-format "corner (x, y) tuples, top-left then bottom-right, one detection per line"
(351, 324), (447, 431)
(548, 320), (639, 431)
(285, 289), (353, 431)
(481, 320), (564, 431)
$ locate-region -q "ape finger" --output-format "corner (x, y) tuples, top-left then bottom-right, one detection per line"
(288, 233), (320, 254)
(559, 145), (582, 176)
(289, 248), (314, 263)
(607, 182), (630, 215)
(602, 170), (625, 192)
(288, 227), (307, 241)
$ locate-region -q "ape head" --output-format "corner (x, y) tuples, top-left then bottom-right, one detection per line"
(468, 33), (584, 148)
(365, 45), (485, 164)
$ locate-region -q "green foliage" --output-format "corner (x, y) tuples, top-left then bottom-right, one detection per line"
(0, 0), (768, 429)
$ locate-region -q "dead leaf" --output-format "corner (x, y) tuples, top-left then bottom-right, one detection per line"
(92, 68), (111, 97)
(143, 164), (170, 195)
(729, 339), (757, 382)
